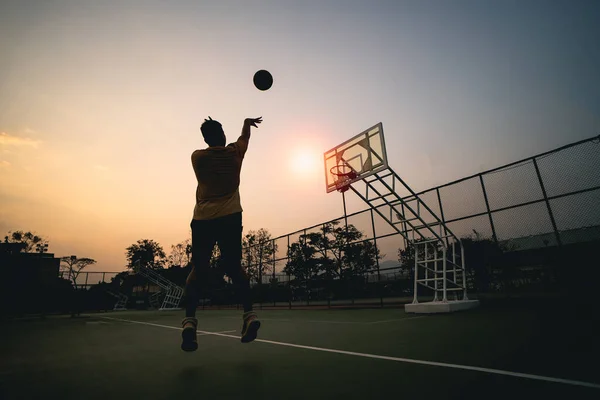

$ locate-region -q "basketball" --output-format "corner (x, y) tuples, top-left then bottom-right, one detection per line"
(253, 70), (273, 91)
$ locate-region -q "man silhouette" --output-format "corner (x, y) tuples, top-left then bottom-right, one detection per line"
(181, 116), (262, 352)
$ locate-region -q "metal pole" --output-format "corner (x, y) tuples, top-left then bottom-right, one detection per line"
(452, 241), (457, 284)
(304, 229), (309, 306)
(479, 175), (498, 244)
(342, 190), (350, 302)
(533, 158), (562, 247)
(258, 242), (263, 310)
(272, 239), (276, 307)
(342, 190), (349, 233)
(433, 243), (438, 301)
(342, 190), (349, 279)
(323, 223), (331, 309)
(442, 246), (448, 302)
(425, 243), (429, 299)
(436, 188), (449, 248)
(287, 235), (291, 310)
(401, 203), (408, 250)
(412, 243), (418, 304)
(461, 245), (468, 300)
(370, 209), (383, 308)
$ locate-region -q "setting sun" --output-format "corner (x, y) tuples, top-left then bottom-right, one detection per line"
(290, 149), (321, 177)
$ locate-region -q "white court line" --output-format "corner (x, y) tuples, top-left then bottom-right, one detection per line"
(251, 318), (364, 325)
(99, 316), (600, 390)
(216, 316), (426, 325)
(199, 330), (236, 336)
(216, 316), (362, 324)
(100, 317), (236, 336)
(367, 316), (427, 324)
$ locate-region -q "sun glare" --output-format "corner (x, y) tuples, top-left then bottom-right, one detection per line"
(290, 149), (320, 177)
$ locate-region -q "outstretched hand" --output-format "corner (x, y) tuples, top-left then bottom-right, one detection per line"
(245, 117), (262, 128)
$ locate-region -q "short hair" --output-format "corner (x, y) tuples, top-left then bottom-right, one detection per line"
(200, 117), (224, 146)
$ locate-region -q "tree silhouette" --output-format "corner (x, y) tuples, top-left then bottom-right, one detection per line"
(167, 239), (192, 268)
(125, 239), (166, 270)
(285, 222), (381, 283)
(304, 221), (378, 280)
(4, 230), (49, 253)
(60, 256), (97, 289)
(343, 240), (381, 278)
(283, 238), (319, 285)
(242, 228), (277, 282)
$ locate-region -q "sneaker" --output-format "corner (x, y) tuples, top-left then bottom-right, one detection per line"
(240, 311), (261, 343)
(181, 317), (198, 352)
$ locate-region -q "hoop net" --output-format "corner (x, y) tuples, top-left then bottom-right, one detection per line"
(330, 164), (358, 193)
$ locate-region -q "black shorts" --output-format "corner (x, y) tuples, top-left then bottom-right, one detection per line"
(189, 212), (243, 277)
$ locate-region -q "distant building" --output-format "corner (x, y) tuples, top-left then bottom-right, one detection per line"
(0, 243), (63, 315)
(0, 243), (60, 283)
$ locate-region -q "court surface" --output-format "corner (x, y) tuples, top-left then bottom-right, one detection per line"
(1, 301), (599, 399)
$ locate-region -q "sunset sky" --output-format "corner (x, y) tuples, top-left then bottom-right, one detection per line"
(1, 0), (599, 271)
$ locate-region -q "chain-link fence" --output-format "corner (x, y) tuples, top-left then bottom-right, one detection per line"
(52, 135), (600, 311)
(242, 135), (600, 307)
(58, 270), (122, 289)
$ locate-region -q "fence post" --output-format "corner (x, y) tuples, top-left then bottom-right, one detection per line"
(323, 223), (331, 309)
(532, 158), (562, 247)
(259, 241), (263, 310)
(304, 229), (310, 306)
(533, 157), (562, 284)
(436, 188), (449, 247)
(287, 235), (292, 310)
(272, 239), (276, 307)
(400, 202), (408, 250)
(479, 175), (498, 244)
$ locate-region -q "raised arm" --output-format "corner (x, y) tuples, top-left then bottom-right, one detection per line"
(236, 117), (262, 156)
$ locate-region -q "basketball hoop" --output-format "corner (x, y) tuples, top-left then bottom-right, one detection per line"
(330, 164), (358, 193)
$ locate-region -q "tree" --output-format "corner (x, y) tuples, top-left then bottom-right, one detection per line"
(284, 221), (381, 283)
(283, 239), (319, 284)
(60, 256), (97, 289)
(167, 239), (192, 268)
(303, 221), (377, 280)
(344, 240), (381, 278)
(4, 230), (49, 253)
(460, 230), (511, 292)
(125, 239), (166, 270)
(242, 229), (277, 282)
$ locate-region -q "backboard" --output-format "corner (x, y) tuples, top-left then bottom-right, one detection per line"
(324, 122), (388, 193)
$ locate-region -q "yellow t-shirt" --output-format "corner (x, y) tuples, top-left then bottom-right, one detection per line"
(192, 136), (248, 220)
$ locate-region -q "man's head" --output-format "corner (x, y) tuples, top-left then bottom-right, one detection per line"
(201, 117), (226, 147)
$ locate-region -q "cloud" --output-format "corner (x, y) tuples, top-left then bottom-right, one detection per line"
(94, 165), (109, 172)
(0, 132), (42, 148)
(0, 160), (10, 168)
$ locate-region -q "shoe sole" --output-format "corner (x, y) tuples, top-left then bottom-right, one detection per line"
(241, 320), (261, 343)
(181, 328), (198, 352)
